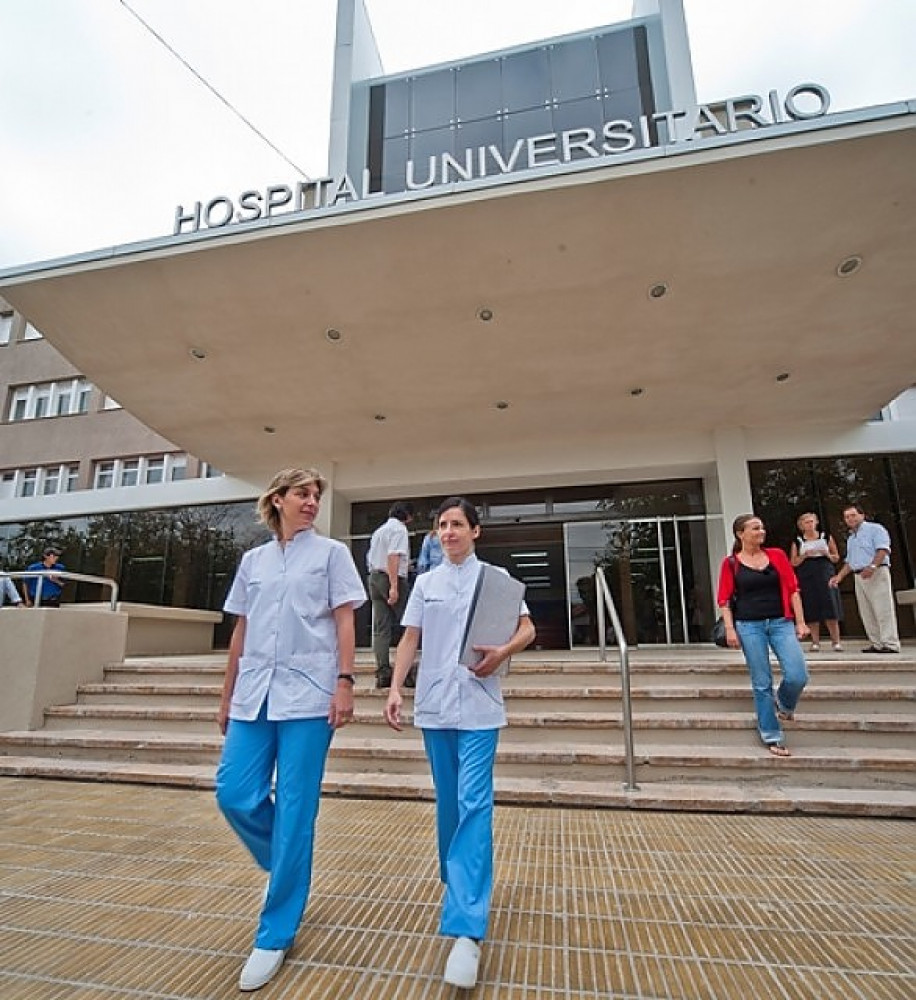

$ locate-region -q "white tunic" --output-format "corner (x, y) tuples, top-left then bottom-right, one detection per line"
(403, 553), (529, 731)
(223, 529), (366, 721)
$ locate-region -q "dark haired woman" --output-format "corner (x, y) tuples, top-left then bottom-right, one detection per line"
(717, 513), (809, 757)
(385, 497), (535, 989)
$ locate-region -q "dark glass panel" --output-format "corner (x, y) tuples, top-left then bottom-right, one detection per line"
(501, 47), (551, 112)
(551, 96), (604, 146)
(503, 106), (553, 149)
(381, 136), (409, 194)
(602, 88), (645, 126)
(383, 78), (410, 137)
(455, 58), (502, 122)
(597, 27), (639, 93)
(410, 125), (455, 163)
(454, 118), (504, 167)
(410, 69), (456, 132)
(549, 37), (599, 102)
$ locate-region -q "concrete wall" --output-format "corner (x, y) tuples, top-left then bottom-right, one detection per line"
(0, 607), (127, 731)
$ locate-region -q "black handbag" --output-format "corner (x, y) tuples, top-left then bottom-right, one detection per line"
(712, 555), (738, 647)
(711, 617), (728, 647)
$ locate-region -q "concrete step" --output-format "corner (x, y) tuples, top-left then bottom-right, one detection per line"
(39, 701), (916, 751)
(75, 679), (916, 717)
(0, 755), (912, 819)
(2, 727), (913, 787)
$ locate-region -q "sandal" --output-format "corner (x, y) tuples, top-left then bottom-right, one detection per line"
(774, 696), (794, 722)
(767, 742), (791, 757)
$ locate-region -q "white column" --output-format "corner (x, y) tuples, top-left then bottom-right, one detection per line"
(712, 427), (754, 556)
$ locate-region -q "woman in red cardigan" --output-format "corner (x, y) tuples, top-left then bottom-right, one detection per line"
(717, 514), (809, 756)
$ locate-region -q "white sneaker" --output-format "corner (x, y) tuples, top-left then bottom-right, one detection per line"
(444, 936), (481, 989)
(239, 948), (286, 991)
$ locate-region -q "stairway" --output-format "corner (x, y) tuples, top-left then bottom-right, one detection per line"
(0, 649), (913, 817)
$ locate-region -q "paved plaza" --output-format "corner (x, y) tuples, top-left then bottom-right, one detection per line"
(0, 777), (913, 999)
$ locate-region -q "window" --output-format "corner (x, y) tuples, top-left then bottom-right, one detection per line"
(20, 469), (38, 498)
(94, 461), (115, 489)
(120, 460), (140, 487)
(65, 465), (79, 492)
(145, 457), (165, 484)
(23, 322), (43, 341)
(91, 454), (189, 490)
(102, 396), (122, 410)
(0, 471), (14, 499)
(0, 313), (12, 347)
(169, 456), (188, 482)
(202, 462), (224, 479)
(43, 467), (61, 495)
(6, 378), (94, 422)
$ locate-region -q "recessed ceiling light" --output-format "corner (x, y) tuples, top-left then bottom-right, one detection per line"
(836, 255), (863, 277)
(374, 413), (386, 422)
(629, 387), (644, 396)
(325, 328), (342, 342)
(189, 347), (207, 360)
(477, 307), (494, 322)
(495, 400), (509, 410)
(263, 425), (276, 433)
(648, 282), (668, 300)
(775, 372), (790, 382)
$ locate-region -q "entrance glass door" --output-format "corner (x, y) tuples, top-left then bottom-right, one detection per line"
(565, 517), (713, 646)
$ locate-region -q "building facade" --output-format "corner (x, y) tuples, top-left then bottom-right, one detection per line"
(1, 0), (914, 647)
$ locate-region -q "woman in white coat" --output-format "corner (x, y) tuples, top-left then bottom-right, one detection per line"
(216, 468), (366, 991)
(385, 496), (535, 990)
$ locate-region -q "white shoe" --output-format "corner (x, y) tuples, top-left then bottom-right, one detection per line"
(444, 936), (481, 989)
(239, 948), (286, 991)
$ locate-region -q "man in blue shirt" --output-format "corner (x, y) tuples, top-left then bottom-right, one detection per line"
(23, 547), (66, 608)
(829, 505), (900, 653)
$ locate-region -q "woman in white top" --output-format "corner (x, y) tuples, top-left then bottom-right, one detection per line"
(789, 511), (842, 652)
(215, 468), (366, 992)
(385, 497), (535, 990)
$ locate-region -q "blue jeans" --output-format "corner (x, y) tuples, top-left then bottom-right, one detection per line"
(215, 705), (333, 950)
(422, 728), (499, 941)
(735, 617), (808, 744)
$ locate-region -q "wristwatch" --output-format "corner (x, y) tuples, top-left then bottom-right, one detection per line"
(337, 673), (356, 685)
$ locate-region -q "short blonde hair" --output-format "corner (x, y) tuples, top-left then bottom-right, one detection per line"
(257, 468), (327, 535)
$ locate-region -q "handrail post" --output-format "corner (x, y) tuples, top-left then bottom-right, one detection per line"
(595, 566), (638, 791)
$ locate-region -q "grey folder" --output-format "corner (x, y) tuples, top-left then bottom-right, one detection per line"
(459, 563), (526, 672)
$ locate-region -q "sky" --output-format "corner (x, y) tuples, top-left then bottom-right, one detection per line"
(0, 0), (914, 271)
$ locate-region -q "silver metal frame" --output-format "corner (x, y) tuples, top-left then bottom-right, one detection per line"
(4, 570), (120, 611)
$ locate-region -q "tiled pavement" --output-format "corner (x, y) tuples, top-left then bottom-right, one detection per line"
(0, 778), (913, 1000)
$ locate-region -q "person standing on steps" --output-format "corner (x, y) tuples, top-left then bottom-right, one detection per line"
(789, 511), (843, 652)
(829, 503), (900, 654)
(367, 501), (414, 688)
(717, 513), (809, 758)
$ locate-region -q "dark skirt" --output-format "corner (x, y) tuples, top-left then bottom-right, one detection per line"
(795, 556), (842, 623)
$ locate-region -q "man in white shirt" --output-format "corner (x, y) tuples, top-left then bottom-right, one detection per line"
(366, 501), (413, 687)
(829, 503), (900, 653)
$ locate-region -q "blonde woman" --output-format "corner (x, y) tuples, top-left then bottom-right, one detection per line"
(789, 511), (842, 651)
(215, 468), (366, 991)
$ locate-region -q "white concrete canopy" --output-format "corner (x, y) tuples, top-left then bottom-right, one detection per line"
(2, 110), (914, 498)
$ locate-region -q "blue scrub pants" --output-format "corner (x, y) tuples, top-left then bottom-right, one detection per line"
(215, 705), (333, 950)
(422, 728), (499, 941)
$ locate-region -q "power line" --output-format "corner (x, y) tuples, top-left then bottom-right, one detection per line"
(119, 0), (309, 179)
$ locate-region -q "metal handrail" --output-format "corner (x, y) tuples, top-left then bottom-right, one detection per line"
(594, 566), (637, 791)
(3, 570), (120, 612)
